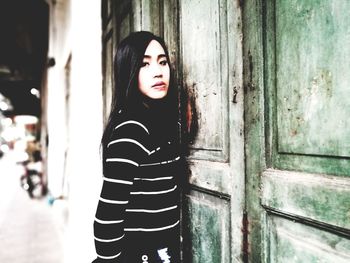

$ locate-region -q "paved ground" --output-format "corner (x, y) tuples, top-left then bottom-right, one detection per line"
(0, 154), (64, 263)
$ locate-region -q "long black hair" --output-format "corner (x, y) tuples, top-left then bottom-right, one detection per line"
(101, 31), (179, 163)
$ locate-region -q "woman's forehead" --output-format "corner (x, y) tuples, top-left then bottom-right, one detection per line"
(144, 40), (166, 57)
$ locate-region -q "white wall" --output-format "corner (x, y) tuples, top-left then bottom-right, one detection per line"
(64, 0), (103, 261)
(46, 0), (103, 262)
(46, 0), (72, 199)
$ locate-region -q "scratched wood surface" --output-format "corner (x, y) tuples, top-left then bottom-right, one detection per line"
(275, 0), (350, 158)
(270, 0), (350, 177)
(245, 0), (350, 262)
(266, 215), (350, 263)
(179, 0), (244, 262)
(262, 169), (350, 230)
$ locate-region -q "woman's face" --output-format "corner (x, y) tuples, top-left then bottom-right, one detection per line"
(138, 40), (170, 99)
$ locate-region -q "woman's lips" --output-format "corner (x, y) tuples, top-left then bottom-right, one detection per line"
(152, 82), (166, 90)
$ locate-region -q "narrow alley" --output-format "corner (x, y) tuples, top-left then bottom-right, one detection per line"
(0, 153), (64, 263)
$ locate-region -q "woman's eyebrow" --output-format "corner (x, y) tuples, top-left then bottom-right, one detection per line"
(143, 54), (167, 59)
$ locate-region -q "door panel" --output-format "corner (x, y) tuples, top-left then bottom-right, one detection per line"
(243, 0), (350, 261)
(184, 191), (231, 263)
(259, 0), (350, 262)
(268, 0), (350, 175)
(181, 0), (229, 161)
(265, 0), (350, 177)
(180, 0), (230, 197)
(262, 169), (350, 230)
(266, 215), (350, 263)
(275, 0), (350, 158)
(179, 0), (244, 262)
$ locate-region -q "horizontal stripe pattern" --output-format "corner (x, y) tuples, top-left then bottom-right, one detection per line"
(103, 176), (133, 185)
(134, 176), (173, 181)
(124, 220), (180, 232)
(94, 234), (125, 243)
(99, 197), (128, 204)
(126, 205), (177, 213)
(97, 251), (122, 260)
(115, 120), (149, 134)
(108, 138), (154, 155)
(106, 158), (139, 167)
(94, 116), (180, 261)
(130, 185), (177, 195)
(95, 217), (124, 224)
(140, 156), (180, 167)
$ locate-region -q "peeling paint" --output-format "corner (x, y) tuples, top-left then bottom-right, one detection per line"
(304, 69), (333, 122)
(276, 0), (350, 158)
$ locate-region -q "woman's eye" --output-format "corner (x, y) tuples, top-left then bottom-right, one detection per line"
(141, 62), (149, 67)
(160, 60), (168, 66)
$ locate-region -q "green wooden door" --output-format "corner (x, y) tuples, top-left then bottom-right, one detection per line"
(178, 1), (244, 262)
(244, 0), (350, 262)
(102, 0), (245, 262)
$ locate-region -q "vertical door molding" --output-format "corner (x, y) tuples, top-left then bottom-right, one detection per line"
(242, 0), (266, 261)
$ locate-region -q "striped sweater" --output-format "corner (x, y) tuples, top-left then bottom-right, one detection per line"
(93, 111), (181, 262)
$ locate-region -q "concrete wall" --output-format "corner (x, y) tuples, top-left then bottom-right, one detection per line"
(46, 0), (103, 262)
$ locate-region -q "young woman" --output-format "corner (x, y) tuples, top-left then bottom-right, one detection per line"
(93, 31), (182, 263)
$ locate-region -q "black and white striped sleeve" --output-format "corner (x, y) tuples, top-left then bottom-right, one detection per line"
(93, 120), (150, 262)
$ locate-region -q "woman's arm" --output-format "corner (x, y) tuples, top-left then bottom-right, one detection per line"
(93, 120), (149, 262)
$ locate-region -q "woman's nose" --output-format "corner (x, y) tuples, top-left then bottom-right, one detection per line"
(151, 64), (162, 77)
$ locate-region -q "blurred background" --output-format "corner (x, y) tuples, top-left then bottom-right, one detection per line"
(0, 0), (103, 262)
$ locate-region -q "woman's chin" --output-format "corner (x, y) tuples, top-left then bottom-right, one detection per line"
(148, 90), (168, 100)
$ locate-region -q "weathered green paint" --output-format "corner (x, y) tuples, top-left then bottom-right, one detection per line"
(243, 0), (266, 261)
(264, 0), (350, 177)
(245, 0), (350, 262)
(275, 153), (350, 177)
(179, 0), (245, 261)
(183, 191), (231, 263)
(275, 0), (350, 158)
(188, 160), (232, 196)
(262, 169), (350, 230)
(267, 215), (350, 262)
(180, 0), (229, 161)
